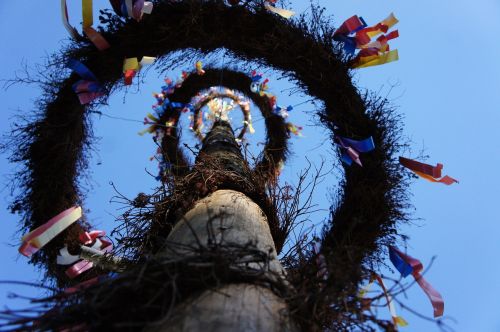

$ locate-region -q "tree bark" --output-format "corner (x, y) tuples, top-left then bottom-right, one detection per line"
(146, 121), (297, 331)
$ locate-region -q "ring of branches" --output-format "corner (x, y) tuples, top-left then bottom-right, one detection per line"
(154, 68), (289, 181)
(3, 0), (413, 330)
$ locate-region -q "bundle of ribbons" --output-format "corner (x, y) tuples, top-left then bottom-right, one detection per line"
(399, 157), (458, 185)
(273, 105), (293, 119)
(251, 70), (300, 128)
(335, 135), (375, 166)
(389, 246), (445, 318)
(61, 0), (110, 50)
(123, 56), (156, 85)
(333, 13), (399, 69)
(286, 123), (302, 137)
(68, 59), (105, 105)
(57, 230), (113, 279)
(359, 273), (408, 329)
(18, 206), (114, 279)
(19, 206), (83, 257)
(139, 61), (205, 136)
(109, 0), (154, 21)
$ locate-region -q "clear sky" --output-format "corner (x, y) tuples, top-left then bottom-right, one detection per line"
(1, 1), (499, 331)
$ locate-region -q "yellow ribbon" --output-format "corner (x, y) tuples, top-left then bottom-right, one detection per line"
(123, 58), (140, 72)
(352, 49), (399, 69)
(123, 57), (156, 72)
(366, 13), (399, 38)
(82, 0), (93, 28)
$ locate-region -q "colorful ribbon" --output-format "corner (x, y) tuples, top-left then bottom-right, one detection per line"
(19, 206), (82, 257)
(58, 230), (113, 279)
(110, 0), (153, 20)
(61, 0), (80, 39)
(334, 15), (367, 37)
(352, 49), (399, 69)
(336, 136), (375, 166)
(286, 123), (303, 136)
(373, 274), (409, 328)
(61, 0), (110, 50)
(389, 246), (445, 318)
(360, 30), (399, 52)
(123, 56), (156, 85)
(196, 61), (205, 75)
(333, 15), (367, 54)
(68, 59), (104, 104)
(356, 13), (399, 44)
(264, 2), (295, 19)
(273, 105), (292, 119)
(334, 13), (399, 68)
(359, 274), (408, 328)
(399, 157), (458, 185)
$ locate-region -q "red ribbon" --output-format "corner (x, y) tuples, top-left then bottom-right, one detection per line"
(124, 69), (137, 85)
(333, 15), (366, 37)
(64, 230), (113, 279)
(391, 247), (445, 318)
(399, 157), (458, 185)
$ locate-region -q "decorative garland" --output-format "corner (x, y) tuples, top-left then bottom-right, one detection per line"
(2, 0), (433, 330)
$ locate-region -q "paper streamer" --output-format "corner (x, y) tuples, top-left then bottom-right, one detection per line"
(196, 61), (205, 75)
(286, 123), (303, 136)
(333, 15), (367, 37)
(61, 0), (80, 39)
(65, 232), (113, 279)
(356, 13), (399, 45)
(83, 27), (111, 51)
(352, 49), (399, 69)
(68, 59), (104, 104)
(61, 0), (110, 50)
(399, 157), (458, 185)
(57, 247), (81, 265)
(360, 30), (399, 52)
(389, 246), (445, 318)
(112, 0), (153, 20)
(82, 0), (93, 28)
(372, 274), (409, 328)
(68, 59), (98, 81)
(336, 136), (375, 166)
(264, 3), (295, 19)
(123, 57), (156, 85)
(19, 206), (82, 257)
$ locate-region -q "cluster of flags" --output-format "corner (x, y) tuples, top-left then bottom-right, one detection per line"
(333, 13), (400, 69)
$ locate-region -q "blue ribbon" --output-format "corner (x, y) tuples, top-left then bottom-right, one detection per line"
(335, 35), (357, 55)
(251, 74), (262, 82)
(67, 59), (98, 82)
(341, 152), (353, 166)
(389, 247), (413, 278)
(72, 80), (103, 93)
(338, 136), (375, 153)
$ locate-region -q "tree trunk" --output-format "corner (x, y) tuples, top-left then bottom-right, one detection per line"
(146, 121), (297, 331)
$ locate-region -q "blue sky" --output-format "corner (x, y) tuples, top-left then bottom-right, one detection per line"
(1, 1), (499, 331)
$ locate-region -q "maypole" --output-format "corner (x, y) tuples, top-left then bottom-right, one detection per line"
(1, 1), (454, 331)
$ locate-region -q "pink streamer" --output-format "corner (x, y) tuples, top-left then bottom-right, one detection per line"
(392, 247), (444, 317)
